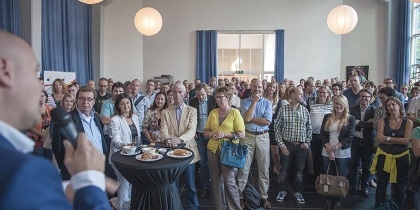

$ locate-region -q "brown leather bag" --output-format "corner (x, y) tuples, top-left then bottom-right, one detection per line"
(315, 161), (349, 198)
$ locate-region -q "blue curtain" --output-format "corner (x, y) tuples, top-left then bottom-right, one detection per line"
(0, 0), (21, 36)
(274, 30), (285, 83)
(42, 0), (92, 85)
(394, 0), (410, 88)
(196, 30), (217, 83)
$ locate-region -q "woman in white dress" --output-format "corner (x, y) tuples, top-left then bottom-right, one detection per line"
(109, 93), (140, 210)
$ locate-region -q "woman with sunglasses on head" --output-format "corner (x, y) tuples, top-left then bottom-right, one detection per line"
(372, 97), (413, 209)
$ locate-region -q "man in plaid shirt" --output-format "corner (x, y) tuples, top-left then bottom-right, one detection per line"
(274, 87), (312, 205)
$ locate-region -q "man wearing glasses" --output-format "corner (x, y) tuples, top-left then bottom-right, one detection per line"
(348, 89), (375, 198)
(331, 83), (343, 98)
(53, 86), (108, 180)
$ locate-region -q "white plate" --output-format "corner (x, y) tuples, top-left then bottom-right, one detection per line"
(120, 150), (141, 156)
(167, 151), (192, 158)
(135, 154), (163, 162)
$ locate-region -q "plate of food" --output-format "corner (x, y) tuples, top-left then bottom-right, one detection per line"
(135, 153), (163, 162)
(167, 149), (192, 158)
(120, 150), (141, 156)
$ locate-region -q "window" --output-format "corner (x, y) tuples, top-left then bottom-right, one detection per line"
(217, 32), (275, 82)
(411, 3), (420, 81)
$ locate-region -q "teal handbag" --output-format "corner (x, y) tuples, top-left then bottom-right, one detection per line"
(220, 139), (248, 168)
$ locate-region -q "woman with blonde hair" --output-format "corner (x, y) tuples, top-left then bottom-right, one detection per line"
(320, 95), (355, 209)
(264, 82), (281, 176)
(50, 78), (66, 107)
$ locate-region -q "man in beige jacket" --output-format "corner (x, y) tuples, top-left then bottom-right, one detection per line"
(161, 83), (199, 210)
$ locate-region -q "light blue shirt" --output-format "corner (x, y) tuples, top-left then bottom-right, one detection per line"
(76, 108), (103, 153)
(240, 97), (272, 132)
(146, 92), (156, 108)
(100, 98), (115, 135)
(132, 93), (150, 129)
(197, 98), (208, 133)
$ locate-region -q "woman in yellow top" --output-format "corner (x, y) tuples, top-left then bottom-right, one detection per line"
(204, 86), (245, 210)
(372, 97), (413, 209)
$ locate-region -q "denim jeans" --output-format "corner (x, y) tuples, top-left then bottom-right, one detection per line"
(278, 142), (308, 192)
(311, 134), (324, 177)
(349, 137), (373, 191)
(322, 157), (350, 177)
(375, 153), (409, 209)
(195, 135), (210, 189)
(177, 164), (199, 210)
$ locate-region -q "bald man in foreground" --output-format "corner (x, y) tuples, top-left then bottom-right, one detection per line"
(0, 30), (111, 209)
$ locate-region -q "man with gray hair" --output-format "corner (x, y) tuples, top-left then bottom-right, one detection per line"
(161, 83), (200, 210)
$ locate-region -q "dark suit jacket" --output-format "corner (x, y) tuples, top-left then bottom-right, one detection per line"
(52, 109), (107, 180)
(320, 114), (356, 150)
(0, 134), (109, 209)
(189, 95), (218, 126)
(349, 104), (376, 141)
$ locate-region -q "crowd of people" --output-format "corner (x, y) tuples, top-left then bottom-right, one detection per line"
(29, 71), (420, 210)
(3, 28), (420, 210)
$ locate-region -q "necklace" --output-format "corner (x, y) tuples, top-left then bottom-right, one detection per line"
(389, 117), (402, 137)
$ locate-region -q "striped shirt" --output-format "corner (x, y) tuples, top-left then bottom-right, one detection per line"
(275, 103), (312, 145)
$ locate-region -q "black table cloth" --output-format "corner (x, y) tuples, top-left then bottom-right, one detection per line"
(111, 149), (194, 210)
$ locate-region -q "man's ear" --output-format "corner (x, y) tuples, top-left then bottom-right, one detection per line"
(0, 57), (13, 87)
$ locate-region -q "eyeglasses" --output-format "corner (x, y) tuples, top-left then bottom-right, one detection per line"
(332, 88), (341, 91)
(360, 95), (371, 99)
(78, 97), (95, 102)
(318, 92), (328, 94)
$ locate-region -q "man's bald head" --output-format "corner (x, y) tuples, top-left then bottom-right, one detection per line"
(0, 30), (42, 130)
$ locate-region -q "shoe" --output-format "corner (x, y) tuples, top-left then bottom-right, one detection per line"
(240, 199), (245, 209)
(276, 191), (287, 202)
(361, 189), (369, 198)
(200, 189), (209, 198)
(261, 199), (271, 209)
(294, 192), (305, 204)
(369, 180), (377, 188)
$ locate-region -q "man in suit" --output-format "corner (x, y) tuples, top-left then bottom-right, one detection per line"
(189, 83), (218, 198)
(161, 83), (199, 210)
(53, 86), (108, 180)
(349, 88), (376, 198)
(0, 29), (109, 209)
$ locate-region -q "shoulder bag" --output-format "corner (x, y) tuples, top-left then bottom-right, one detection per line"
(220, 132), (248, 168)
(315, 160), (349, 198)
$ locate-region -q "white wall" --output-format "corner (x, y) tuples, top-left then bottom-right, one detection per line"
(101, 0), (386, 84)
(102, 0), (143, 82)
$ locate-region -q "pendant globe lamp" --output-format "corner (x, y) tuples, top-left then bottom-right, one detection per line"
(327, 5), (358, 35)
(134, 7), (163, 36)
(78, 0), (103, 4)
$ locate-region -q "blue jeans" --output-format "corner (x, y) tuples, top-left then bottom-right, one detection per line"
(177, 164), (199, 210)
(322, 157), (350, 177)
(278, 142), (307, 193)
(349, 137), (373, 191)
(195, 135), (210, 189)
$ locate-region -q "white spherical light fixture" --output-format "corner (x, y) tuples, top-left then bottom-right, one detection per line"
(134, 7), (163, 36)
(79, 0), (103, 4)
(327, 5), (358, 35)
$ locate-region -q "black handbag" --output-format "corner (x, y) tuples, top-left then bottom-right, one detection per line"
(315, 161), (349, 198)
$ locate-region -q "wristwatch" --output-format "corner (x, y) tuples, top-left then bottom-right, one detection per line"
(386, 136), (391, 141)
